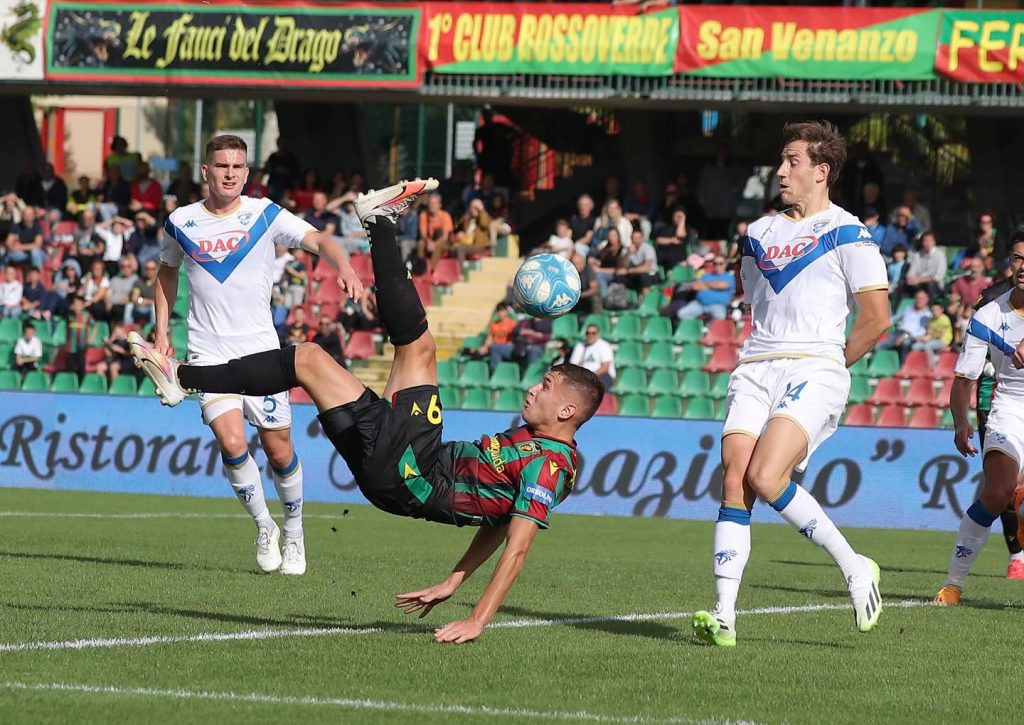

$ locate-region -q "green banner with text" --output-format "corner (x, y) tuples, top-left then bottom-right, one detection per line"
(937, 10), (1024, 83)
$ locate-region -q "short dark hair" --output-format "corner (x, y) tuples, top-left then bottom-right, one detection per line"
(205, 134), (248, 163)
(22, 321), (34, 332)
(781, 120), (846, 188)
(1010, 224), (1024, 246)
(551, 363), (604, 425)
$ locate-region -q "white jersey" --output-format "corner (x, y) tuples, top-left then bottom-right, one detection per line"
(739, 203), (888, 364)
(161, 196), (313, 362)
(955, 290), (1024, 405)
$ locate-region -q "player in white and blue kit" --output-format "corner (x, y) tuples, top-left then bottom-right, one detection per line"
(935, 235), (1024, 605)
(156, 135), (362, 575)
(693, 121), (892, 646)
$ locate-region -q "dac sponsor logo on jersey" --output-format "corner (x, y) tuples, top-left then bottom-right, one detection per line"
(524, 484), (554, 507)
(191, 229), (252, 263)
(757, 235), (819, 270)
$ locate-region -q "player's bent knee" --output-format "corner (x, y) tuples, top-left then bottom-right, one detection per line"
(294, 342), (336, 378)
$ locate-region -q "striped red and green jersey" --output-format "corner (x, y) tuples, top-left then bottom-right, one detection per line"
(438, 426), (577, 529)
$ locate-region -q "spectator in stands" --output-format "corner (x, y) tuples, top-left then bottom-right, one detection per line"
(168, 162), (201, 204)
(698, 144), (742, 239)
(105, 136), (141, 184)
(488, 193), (512, 251)
(881, 205), (922, 258)
(855, 182), (887, 226)
(903, 188), (931, 233)
(304, 190), (339, 237)
(653, 207), (698, 272)
(453, 199), (492, 263)
(475, 107), (515, 189)
(39, 162), (68, 218)
(877, 289), (932, 362)
(83, 259), (112, 322)
(334, 195), (369, 255)
(570, 194), (598, 249)
(842, 142), (885, 213)
(313, 315), (346, 365)
(348, 169), (366, 195)
(99, 163), (132, 220)
(5, 205), (45, 270)
(487, 316), (551, 375)
(624, 180), (655, 223)
(328, 169), (348, 199)
(671, 255), (736, 321)
(544, 218), (574, 258)
(861, 206), (885, 247)
(968, 210), (998, 266)
(99, 217), (130, 277)
(602, 176), (623, 207)
(281, 248), (308, 310)
(14, 320), (41, 372)
(52, 260), (82, 315)
(911, 299), (953, 363)
(952, 304), (972, 351)
(0, 266), (22, 317)
(72, 208), (104, 266)
(126, 210), (160, 266)
(67, 175), (98, 220)
(590, 226), (624, 296)
(570, 323), (616, 389)
(596, 199), (633, 248)
(243, 169), (269, 200)
(288, 168), (322, 212)
(951, 256), (990, 307)
(418, 192), (454, 268)
(128, 162), (163, 214)
(614, 228), (659, 296)
(285, 306), (311, 346)
(396, 201), (422, 264)
(903, 230), (946, 299)
(263, 137), (300, 202)
(476, 303), (518, 367)
(95, 322), (133, 385)
(549, 338), (573, 368)
(127, 260), (158, 325)
(108, 257), (139, 324)
(64, 294), (95, 380)
(0, 192), (25, 241)
(19, 267), (47, 319)
(571, 251), (600, 316)
(340, 286), (378, 333)
(887, 244), (908, 302)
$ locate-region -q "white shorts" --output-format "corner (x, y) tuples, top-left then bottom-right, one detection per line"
(723, 357), (850, 472)
(198, 391), (292, 430)
(983, 407), (1024, 470)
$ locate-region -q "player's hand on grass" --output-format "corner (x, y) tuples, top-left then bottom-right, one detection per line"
(337, 268), (364, 301)
(394, 581), (457, 618)
(954, 425), (977, 457)
(433, 618), (484, 644)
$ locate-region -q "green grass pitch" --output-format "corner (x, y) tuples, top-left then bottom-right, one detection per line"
(1, 487), (1022, 723)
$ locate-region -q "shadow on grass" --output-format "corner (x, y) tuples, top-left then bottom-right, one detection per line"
(0, 549), (238, 574)
(496, 605), (683, 641)
(770, 558), (1006, 580)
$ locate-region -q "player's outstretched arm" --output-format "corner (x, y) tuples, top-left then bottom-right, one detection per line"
(845, 288), (890, 367)
(154, 264), (179, 355)
(299, 230), (363, 301)
(951, 376), (978, 457)
(433, 516), (540, 644)
(395, 524), (507, 619)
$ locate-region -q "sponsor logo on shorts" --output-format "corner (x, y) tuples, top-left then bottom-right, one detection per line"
(264, 415), (279, 424)
(714, 549), (737, 565)
(524, 485), (554, 507)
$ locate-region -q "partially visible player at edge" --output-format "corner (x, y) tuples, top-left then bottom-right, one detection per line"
(131, 178), (604, 644)
(156, 134), (363, 575)
(692, 121), (891, 647)
(935, 235), (1024, 605)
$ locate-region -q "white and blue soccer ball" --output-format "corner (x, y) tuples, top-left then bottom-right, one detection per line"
(513, 253), (581, 318)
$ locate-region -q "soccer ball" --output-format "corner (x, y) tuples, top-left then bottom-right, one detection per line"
(513, 253), (581, 318)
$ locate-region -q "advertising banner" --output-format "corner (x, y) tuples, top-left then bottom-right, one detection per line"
(675, 6), (940, 80)
(0, 393), (980, 532)
(45, 1), (420, 88)
(0, 0), (45, 80)
(936, 10), (1024, 83)
(420, 2), (678, 76)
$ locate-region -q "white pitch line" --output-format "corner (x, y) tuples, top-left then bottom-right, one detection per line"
(0, 681), (741, 724)
(0, 511), (343, 520)
(0, 600), (933, 655)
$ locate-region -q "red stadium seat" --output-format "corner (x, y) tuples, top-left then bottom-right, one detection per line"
(867, 377), (902, 406)
(703, 345), (738, 373)
(312, 257), (337, 282)
(289, 386), (314, 405)
(346, 331), (376, 360)
(595, 392), (619, 416)
(903, 378), (938, 407)
(844, 404), (875, 426)
(51, 221), (77, 246)
(414, 276), (433, 308)
(432, 258), (462, 287)
(933, 352), (958, 380)
(876, 405), (908, 427)
(896, 351), (933, 379)
(736, 320), (753, 345)
(700, 320), (737, 347)
(84, 347), (107, 373)
(908, 406), (939, 429)
(935, 378), (976, 409)
(348, 253), (374, 287)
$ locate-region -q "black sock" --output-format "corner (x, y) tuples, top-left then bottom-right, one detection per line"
(178, 347), (298, 396)
(1000, 508), (1022, 555)
(366, 218), (428, 346)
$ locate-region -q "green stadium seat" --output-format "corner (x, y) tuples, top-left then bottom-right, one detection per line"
(581, 313), (610, 338)
(520, 361), (547, 390)
(0, 370), (19, 389)
(490, 362), (521, 390)
(678, 344), (707, 371)
(109, 376), (138, 396)
(636, 289), (664, 318)
(92, 321), (110, 343)
(456, 360), (489, 388)
(673, 318), (704, 345)
(647, 369), (679, 396)
(867, 350), (900, 379)
(618, 394), (649, 417)
(894, 297), (914, 316)
(79, 373), (108, 394)
(848, 356), (870, 377)
(939, 407), (954, 429)
(137, 378), (157, 397)
(615, 341), (643, 369)
(607, 314), (642, 343)
(170, 325), (189, 354)
(642, 342), (676, 370)
(683, 397), (715, 420)
(0, 318), (20, 344)
(21, 371), (48, 392)
(439, 387), (459, 409)
(680, 370), (711, 398)
(51, 371), (79, 393)
(437, 359), (458, 387)
(49, 319), (67, 347)
(461, 387), (492, 410)
(641, 317), (673, 344)
(494, 389), (523, 412)
(173, 292), (190, 319)
(651, 396), (683, 418)
(461, 333), (486, 352)
(552, 315), (579, 342)
(613, 368), (647, 396)
(0, 343), (12, 369)
(709, 373), (730, 399)
(849, 376), (871, 404)
(669, 265), (695, 284)
(712, 399), (727, 420)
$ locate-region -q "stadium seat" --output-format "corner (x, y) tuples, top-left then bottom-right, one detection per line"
(607, 314), (642, 343)
(613, 367), (647, 396)
(84, 347), (107, 373)
(79, 373), (108, 395)
(647, 368), (679, 396)
(170, 325), (188, 354)
(581, 313), (610, 338)
(641, 317), (673, 344)
(49, 320), (67, 347)
(93, 321), (111, 343)
(709, 373), (730, 399)
(867, 378), (902, 406)
(642, 342), (676, 370)
(137, 378), (157, 397)
(461, 387), (491, 410)
(908, 406), (939, 429)
(43, 349), (70, 375)
(903, 378), (938, 407)
(287, 387), (312, 405)
(843, 404), (875, 426)
(438, 387), (459, 409)
(876, 405), (908, 427)
(0, 343), (12, 369)
(678, 344), (707, 371)
(669, 265), (695, 284)
(437, 359), (458, 387)
(896, 351), (932, 379)
(348, 254), (375, 287)
(494, 388), (523, 412)
(595, 392), (619, 416)
(849, 376), (871, 404)
(936, 378), (975, 409)
(736, 320), (753, 345)
(683, 397), (715, 420)
(461, 333), (486, 352)
(651, 396), (683, 418)
(431, 258), (462, 287)
(520, 361), (546, 390)
(680, 370), (711, 398)
(703, 345), (737, 373)
(618, 395), (649, 417)
(614, 341), (643, 369)
(712, 399), (727, 420)
(552, 314), (579, 342)
(939, 407), (955, 429)
(413, 276), (434, 308)
(455, 360), (489, 388)
(866, 350), (900, 378)
(346, 331), (376, 360)
(672, 318), (704, 345)
(490, 362), (521, 390)
(172, 292), (190, 320)
(933, 351), (958, 380)
(847, 356), (870, 378)
(109, 376), (138, 396)
(0, 370), (19, 390)
(700, 320), (737, 347)
(0, 318), (21, 344)
(49, 371), (77, 393)
(636, 289), (664, 318)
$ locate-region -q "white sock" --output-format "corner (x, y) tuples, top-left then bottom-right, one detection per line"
(272, 454), (304, 540)
(223, 452), (275, 530)
(945, 501), (996, 589)
(771, 482), (862, 579)
(1010, 551), (1024, 563)
(711, 505), (751, 630)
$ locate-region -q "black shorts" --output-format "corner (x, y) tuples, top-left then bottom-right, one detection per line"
(318, 385), (454, 522)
